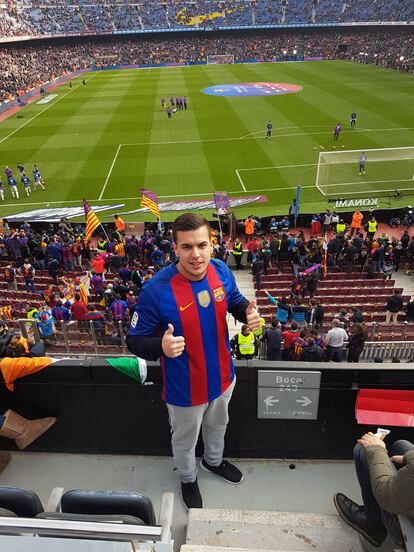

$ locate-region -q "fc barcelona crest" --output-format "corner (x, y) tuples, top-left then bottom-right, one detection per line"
(213, 286), (225, 302)
(197, 290), (211, 308)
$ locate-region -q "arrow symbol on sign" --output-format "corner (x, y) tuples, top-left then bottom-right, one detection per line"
(264, 395), (280, 410)
(296, 396), (312, 407)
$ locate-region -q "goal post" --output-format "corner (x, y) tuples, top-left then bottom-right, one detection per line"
(206, 54), (235, 65)
(315, 146), (414, 196)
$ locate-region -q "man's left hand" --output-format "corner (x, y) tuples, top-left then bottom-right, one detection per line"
(246, 300), (261, 331)
(357, 432), (386, 449)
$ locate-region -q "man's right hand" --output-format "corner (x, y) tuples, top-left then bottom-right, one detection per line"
(162, 324), (185, 358)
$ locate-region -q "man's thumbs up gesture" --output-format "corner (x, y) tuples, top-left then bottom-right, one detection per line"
(162, 324), (185, 358)
(246, 300), (261, 331)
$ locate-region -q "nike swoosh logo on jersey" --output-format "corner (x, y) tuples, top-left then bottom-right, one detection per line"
(179, 302), (194, 312)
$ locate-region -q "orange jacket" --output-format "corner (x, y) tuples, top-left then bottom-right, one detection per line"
(351, 211), (363, 228)
(115, 217), (125, 232)
(244, 218), (255, 235)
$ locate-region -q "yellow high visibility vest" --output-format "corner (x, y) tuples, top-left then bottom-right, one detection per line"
(233, 242), (243, 256)
(336, 223), (346, 233)
(368, 220), (377, 232)
(253, 318), (266, 337)
(238, 333), (255, 355)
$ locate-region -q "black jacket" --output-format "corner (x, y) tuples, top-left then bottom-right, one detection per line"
(386, 294), (403, 313)
(299, 345), (324, 362)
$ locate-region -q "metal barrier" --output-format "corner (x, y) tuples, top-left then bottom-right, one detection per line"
(15, 318), (128, 357)
(13, 318), (414, 362)
(258, 339), (414, 362)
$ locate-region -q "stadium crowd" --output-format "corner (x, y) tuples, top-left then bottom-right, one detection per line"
(0, 208), (413, 363)
(1, 27), (413, 102)
(0, 0), (412, 39)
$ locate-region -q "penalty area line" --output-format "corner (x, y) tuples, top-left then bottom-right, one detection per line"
(235, 170), (247, 192)
(99, 144), (122, 200)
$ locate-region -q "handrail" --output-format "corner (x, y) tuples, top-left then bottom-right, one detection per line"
(0, 516), (162, 541)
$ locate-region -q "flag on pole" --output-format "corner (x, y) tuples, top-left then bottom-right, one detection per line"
(140, 188), (160, 218)
(294, 185), (301, 227)
(83, 199), (101, 240)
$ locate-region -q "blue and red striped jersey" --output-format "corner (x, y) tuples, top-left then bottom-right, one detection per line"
(110, 300), (128, 321)
(128, 259), (245, 407)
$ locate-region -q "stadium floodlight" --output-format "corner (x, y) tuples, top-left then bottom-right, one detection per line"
(206, 54), (234, 65)
(315, 146), (414, 197)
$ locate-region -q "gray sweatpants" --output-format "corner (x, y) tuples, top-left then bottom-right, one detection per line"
(166, 377), (236, 483)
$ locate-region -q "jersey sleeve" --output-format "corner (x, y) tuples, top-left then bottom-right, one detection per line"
(128, 282), (161, 337)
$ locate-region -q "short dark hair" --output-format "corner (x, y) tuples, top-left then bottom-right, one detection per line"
(172, 213), (210, 243)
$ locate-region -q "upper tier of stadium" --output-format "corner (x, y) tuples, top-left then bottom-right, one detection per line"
(1, 0), (413, 41)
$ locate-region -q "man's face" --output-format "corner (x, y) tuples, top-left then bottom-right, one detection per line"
(174, 225), (212, 281)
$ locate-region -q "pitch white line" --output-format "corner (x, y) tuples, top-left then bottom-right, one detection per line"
(237, 162), (317, 172)
(322, 178), (414, 187)
(118, 127), (414, 148)
(0, 72), (99, 146)
(235, 170), (247, 191)
(99, 144), (122, 200)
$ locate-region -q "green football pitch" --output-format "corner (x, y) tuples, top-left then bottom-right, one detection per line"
(0, 60), (413, 222)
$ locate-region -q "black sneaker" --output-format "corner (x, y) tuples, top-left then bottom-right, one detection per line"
(333, 493), (387, 547)
(200, 458), (243, 484)
(181, 479), (202, 510)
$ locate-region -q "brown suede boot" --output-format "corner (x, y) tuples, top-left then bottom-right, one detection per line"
(0, 410), (56, 450)
(0, 451), (11, 473)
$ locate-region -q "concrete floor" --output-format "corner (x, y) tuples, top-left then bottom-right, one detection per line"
(0, 452), (362, 550)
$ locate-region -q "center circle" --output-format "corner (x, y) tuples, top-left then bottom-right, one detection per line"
(202, 82), (303, 97)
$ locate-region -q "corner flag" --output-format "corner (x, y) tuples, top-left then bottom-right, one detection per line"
(83, 199), (101, 240)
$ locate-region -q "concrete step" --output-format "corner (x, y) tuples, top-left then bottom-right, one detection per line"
(185, 509), (365, 551)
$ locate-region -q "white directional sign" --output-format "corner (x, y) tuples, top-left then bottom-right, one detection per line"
(257, 370), (321, 420)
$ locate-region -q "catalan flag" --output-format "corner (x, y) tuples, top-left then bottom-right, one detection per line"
(140, 188), (160, 218)
(0, 306), (13, 320)
(83, 199), (101, 240)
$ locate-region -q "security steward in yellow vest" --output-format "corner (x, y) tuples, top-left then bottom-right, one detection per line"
(336, 220), (346, 235)
(97, 239), (107, 253)
(232, 239), (244, 270)
(230, 324), (257, 360)
(367, 217), (378, 242)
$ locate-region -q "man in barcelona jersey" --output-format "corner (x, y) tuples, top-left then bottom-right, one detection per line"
(334, 122), (342, 141)
(127, 213), (261, 510)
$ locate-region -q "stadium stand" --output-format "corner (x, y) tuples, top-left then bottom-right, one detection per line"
(0, 0), (413, 38)
(1, 27), (413, 103)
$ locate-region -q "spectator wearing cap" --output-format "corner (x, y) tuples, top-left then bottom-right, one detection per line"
(34, 310), (56, 343)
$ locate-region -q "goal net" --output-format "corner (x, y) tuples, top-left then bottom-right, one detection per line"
(207, 54), (235, 65)
(316, 147), (414, 196)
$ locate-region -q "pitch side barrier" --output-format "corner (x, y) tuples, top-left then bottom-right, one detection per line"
(0, 359), (412, 459)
